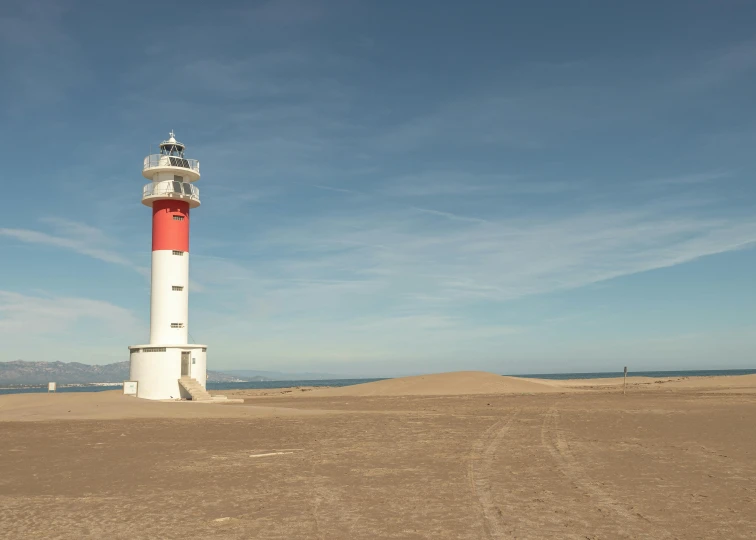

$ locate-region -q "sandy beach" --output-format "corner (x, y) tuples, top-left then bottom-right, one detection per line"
(1, 371), (755, 539)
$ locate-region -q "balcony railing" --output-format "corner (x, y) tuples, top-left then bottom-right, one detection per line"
(143, 154), (200, 174)
(143, 180), (201, 202)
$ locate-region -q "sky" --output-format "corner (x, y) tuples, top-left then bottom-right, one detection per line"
(0, 0), (755, 376)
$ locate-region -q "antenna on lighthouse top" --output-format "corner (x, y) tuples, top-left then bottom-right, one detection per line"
(159, 130), (185, 157)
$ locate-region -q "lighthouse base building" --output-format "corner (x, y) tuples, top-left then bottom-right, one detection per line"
(129, 345), (208, 400)
(128, 132), (211, 400)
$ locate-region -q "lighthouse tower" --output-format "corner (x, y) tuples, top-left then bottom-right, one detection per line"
(128, 132), (208, 400)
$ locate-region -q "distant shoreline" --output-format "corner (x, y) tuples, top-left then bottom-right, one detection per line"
(1, 368), (755, 396)
(509, 368), (756, 380)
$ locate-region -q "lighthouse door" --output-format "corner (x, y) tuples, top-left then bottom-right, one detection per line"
(181, 351), (191, 377)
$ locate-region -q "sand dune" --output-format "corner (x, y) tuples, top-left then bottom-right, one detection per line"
(2, 373), (754, 423)
(304, 371), (566, 397)
(295, 371), (756, 398)
(4, 373), (755, 422)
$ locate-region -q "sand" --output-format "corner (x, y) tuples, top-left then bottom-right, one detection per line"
(0, 390), (331, 422)
(1, 371), (755, 539)
(530, 373), (756, 392)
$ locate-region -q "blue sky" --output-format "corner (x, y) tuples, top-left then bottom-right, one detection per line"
(1, 0), (755, 376)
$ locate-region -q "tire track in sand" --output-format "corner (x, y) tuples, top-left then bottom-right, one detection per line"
(468, 409), (519, 539)
(541, 407), (673, 539)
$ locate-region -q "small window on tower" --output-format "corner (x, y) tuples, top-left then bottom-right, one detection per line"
(174, 175), (184, 182)
(172, 250), (184, 256)
(173, 215), (185, 221)
(172, 286), (184, 291)
(171, 323), (184, 329)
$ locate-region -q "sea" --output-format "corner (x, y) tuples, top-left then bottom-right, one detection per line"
(0, 378), (384, 396)
(1, 369), (754, 396)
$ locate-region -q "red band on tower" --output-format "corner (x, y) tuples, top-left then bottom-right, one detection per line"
(152, 200), (190, 252)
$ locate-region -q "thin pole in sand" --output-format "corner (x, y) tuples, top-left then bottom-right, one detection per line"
(623, 366), (628, 395)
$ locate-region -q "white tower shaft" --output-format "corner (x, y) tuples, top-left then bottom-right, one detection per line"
(149, 250), (190, 344)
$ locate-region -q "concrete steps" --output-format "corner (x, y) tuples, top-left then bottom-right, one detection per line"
(179, 376), (213, 401)
(177, 377), (244, 404)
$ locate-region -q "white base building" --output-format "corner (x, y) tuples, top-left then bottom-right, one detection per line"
(129, 345), (207, 400)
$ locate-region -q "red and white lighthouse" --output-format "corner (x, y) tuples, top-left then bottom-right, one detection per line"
(128, 132), (207, 399)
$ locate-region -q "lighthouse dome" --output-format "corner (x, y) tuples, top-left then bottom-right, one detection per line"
(159, 131), (185, 156)
(143, 131), (200, 183)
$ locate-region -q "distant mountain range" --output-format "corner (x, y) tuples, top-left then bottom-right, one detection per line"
(0, 361), (365, 386)
(0, 361), (259, 385)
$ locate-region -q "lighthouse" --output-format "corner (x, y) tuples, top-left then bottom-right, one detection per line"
(128, 132), (209, 400)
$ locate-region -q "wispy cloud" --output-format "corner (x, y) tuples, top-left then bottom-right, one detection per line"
(0, 290), (143, 338)
(379, 171), (573, 198)
(373, 96), (547, 152)
(186, 182), (756, 371)
(411, 207), (489, 224)
(2, 1), (754, 372)
(677, 40), (756, 91)
(381, 171), (490, 197)
(349, 314), (523, 338)
(0, 218), (148, 276)
(276, 203), (754, 304)
(647, 170), (734, 186)
(311, 184), (358, 194)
